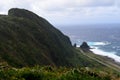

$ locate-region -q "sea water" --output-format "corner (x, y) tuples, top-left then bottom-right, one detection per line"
(58, 24), (120, 62)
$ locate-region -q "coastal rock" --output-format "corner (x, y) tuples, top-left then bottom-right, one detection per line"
(80, 42), (90, 50)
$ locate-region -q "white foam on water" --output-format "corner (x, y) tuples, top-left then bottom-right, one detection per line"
(88, 41), (110, 46)
(90, 47), (120, 63)
(78, 41), (120, 62)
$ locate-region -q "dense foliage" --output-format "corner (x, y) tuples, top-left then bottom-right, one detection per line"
(0, 66), (119, 80)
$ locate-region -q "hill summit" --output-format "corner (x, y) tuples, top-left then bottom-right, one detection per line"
(0, 8), (75, 67)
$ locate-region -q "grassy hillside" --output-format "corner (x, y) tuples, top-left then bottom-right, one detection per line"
(0, 8), (76, 67)
(0, 8), (108, 68)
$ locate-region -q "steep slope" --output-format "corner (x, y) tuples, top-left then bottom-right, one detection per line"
(0, 8), (75, 67)
(1, 8), (120, 73)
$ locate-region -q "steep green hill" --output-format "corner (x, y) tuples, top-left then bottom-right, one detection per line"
(0, 8), (120, 73)
(0, 8), (75, 67)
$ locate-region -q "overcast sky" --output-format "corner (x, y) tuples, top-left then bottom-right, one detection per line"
(0, 0), (120, 25)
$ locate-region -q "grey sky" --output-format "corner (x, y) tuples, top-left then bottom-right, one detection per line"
(0, 0), (120, 25)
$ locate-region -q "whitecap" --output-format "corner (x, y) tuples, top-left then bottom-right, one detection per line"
(90, 47), (120, 63)
(88, 41), (110, 46)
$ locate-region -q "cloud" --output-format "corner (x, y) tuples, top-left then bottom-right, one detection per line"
(116, 0), (120, 7)
(30, 0), (117, 19)
(31, 0), (115, 13)
(76, 0), (115, 7)
(0, 0), (119, 25)
(0, 0), (117, 14)
(0, 0), (32, 14)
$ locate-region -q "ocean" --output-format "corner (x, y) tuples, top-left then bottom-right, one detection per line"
(58, 24), (120, 63)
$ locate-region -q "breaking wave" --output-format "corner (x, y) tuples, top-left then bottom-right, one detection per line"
(89, 42), (120, 63)
(88, 41), (110, 46)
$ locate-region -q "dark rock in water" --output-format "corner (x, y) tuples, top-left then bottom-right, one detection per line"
(80, 42), (90, 50)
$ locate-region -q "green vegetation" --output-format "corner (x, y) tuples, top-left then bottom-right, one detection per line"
(0, 8), (76, 67)
(0, 65), (119, 80)
(0, 8), (120, 79)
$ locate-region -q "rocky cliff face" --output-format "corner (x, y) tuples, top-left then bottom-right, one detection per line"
(0, 8), (75, 67)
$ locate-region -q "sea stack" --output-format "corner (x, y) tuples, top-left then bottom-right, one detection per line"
(80, 42), (90, 51)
